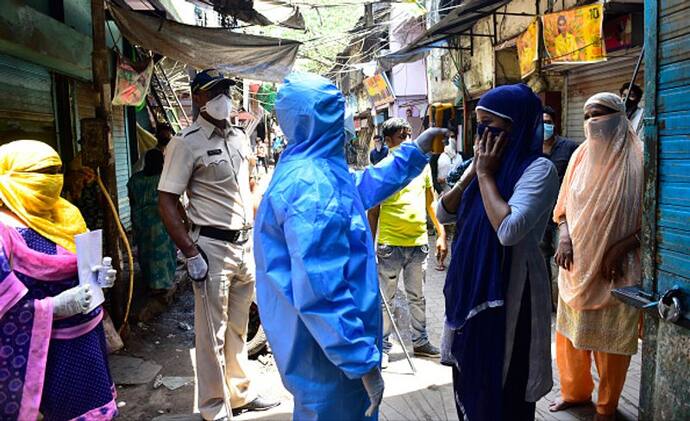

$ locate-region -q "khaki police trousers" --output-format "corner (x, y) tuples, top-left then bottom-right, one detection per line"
(192, 230), (256, 420)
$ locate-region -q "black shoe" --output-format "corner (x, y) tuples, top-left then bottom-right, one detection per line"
(232, 396), (280, 416)
(413, 342), (441, 358)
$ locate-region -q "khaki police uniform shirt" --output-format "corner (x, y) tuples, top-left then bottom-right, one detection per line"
(158, 115), (253, 230)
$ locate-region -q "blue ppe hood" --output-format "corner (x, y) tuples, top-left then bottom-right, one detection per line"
(276, 72), (347, 163)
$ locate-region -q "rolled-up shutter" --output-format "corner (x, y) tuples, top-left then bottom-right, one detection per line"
(0, 54), (55, 147)
(564, 51), (644, 141)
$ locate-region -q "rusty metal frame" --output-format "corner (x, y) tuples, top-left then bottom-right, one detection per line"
(639, 0), (660, 419)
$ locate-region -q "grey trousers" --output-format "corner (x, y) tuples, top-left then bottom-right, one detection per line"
(377, 243), (430, 353)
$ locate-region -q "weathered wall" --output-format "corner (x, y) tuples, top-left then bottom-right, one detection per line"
(426, 49), (457, 103)
(389, 4), (427, 98)
(425, 0), (581, 101)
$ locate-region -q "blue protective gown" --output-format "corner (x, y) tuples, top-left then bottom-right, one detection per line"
(254, 73), (429, 421)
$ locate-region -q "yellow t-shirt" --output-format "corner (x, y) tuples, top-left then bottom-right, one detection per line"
(554, 33), (578, 61)
(378, 165), (431, 247)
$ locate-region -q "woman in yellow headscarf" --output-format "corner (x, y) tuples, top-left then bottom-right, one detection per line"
(0, 140), (117, 420)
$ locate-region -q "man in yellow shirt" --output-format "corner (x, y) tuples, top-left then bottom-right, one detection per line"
(368, 118), (448, 368)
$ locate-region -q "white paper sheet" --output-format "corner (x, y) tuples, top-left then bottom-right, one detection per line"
(75, 230), (105, 313)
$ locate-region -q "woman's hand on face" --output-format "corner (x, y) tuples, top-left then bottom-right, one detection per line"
(474, 129), (507, 178)
(555, 234), (574, 271)
(601, 243), (625, 281)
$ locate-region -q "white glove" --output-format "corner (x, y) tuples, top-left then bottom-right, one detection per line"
(52, 285), (92, 318)
(187, 250), (209, 282)
(361, 367), (385, 417)
(415, 128), (449, 154)
(92, 257), (117, 288)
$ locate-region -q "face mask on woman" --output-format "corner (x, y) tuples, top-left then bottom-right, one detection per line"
(201, 94), (233, 121)
(585, 113), (622, 143)
(477, 123), (505, 138)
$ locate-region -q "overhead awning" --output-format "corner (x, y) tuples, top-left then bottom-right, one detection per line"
(187, 0), (305, 30)
(379, 0), (512, 68)
(110, 4), (300, 82)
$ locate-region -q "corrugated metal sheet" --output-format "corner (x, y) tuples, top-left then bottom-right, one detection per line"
(0, 54), (53, 115)
(564, 53), (644, 141)
(0, 54), (56, 147)
(112, 106), (132, 230)
(655, 0), (690, 290)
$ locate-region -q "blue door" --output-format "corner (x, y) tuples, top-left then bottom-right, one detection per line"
(637, 0), (690, 419)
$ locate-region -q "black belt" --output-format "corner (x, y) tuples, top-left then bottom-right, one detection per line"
(195, 225), (251, 244)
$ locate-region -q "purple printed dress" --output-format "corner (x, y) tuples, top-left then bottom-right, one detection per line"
(0, 222), (117, 420)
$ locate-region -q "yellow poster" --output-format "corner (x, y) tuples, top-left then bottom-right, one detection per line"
(542, 4), (606, 63)
(363, 73), (395, 107)
(516, 19), (539, 78)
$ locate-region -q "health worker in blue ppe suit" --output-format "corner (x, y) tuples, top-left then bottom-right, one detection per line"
(253, 72), (447, 421)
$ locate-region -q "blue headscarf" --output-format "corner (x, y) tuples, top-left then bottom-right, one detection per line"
(444, 84), (543, 420)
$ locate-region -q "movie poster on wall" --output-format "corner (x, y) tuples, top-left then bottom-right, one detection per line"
(516, 19), (539, 78)
(542, 3), (606, 64)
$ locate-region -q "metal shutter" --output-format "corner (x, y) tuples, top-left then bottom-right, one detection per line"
(112, 106), (132, 230)
(655, 0), (690, 291)
(564, 52), (644, 141)
(0, 54), (55, 147)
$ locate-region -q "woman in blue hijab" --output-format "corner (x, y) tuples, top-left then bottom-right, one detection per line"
(436, 84), (559, 420)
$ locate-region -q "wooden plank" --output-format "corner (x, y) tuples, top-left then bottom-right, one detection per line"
(659, 137), (690, 160)
(659, 3), (690, 41)
(658, 160), (690, 183)
(659, 32), (690, 66)
(659, 111), (690, 137)
(658, 60), (690, 91)
(658, 226), (690, 263)
(657, 249), (690, 280)
(658, 183), (690, 207)
(657, 85), (690, 114)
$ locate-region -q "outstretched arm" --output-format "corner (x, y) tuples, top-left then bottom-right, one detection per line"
(352, 128), (447, 210)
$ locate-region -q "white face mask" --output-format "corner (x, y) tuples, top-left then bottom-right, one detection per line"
(201, 94), (232, 121)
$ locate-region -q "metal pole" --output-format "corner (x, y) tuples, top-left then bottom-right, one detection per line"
(379, 287), (416, 374)
(622, 44), (645, 103)
(91, 0), (124, 326)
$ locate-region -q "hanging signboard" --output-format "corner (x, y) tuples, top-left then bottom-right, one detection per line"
(112, 57), (153, 107)
(542, 4), (606, 64)
(363, 73), (396, 107)
(516, 19), (539, 79)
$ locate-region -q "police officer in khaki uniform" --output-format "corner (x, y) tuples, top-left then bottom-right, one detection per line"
(158, 69), (279, 421)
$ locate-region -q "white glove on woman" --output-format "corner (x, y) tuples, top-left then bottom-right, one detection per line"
(361, 366), (385, 417)
(92, 257), (117, 288)
(52, 285), (92, 318)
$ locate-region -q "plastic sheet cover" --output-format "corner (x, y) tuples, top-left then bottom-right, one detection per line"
(110, 4), (300, 82)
